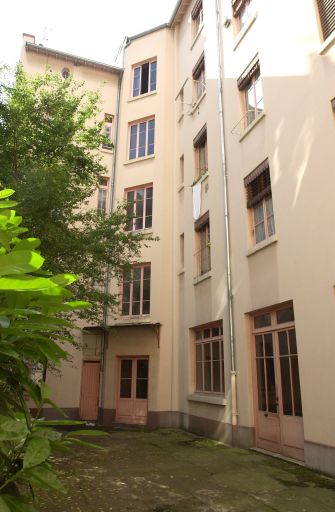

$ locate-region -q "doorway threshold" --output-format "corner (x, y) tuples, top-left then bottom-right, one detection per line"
(250, 447), (305, 467)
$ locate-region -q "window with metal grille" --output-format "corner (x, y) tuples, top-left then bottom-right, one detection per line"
(316, 0), (335, 41)
(244, 159), (275, 244)
(195, 324), (225, 394)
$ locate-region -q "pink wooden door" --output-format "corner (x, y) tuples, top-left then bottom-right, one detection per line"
(116, 358), (148, 425)
(254, 327), (304, 461)
(79, 361), (100, 421)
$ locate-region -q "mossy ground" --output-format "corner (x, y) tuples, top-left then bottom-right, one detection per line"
(36, 428), (335, 511)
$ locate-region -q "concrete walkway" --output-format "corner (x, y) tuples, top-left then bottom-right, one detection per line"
(38, 428), (335, 511)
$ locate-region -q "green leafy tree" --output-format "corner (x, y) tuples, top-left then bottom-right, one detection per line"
(0, 65), (147, 326)
(0, 189), (108, 511)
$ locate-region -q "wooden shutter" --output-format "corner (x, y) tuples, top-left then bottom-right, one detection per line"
(232, 0), (247, 17)
(237, 55), (260, 90)
(244, 159), (271, 208)
(317, 0), (335, 40)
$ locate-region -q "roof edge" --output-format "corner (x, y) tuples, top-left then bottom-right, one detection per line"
(25, 42), (123, 74)
(127, 23), (170, 43)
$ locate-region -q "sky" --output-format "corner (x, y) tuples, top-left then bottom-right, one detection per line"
(1, 0), (178, 68)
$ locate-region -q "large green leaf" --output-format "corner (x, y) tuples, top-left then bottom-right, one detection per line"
(0, 189), (15, 200)
(0, 250), (44, 276)
(0, 415), (28, 440)
(0, 275), (57, 291)
(12, 238), (41, 252)
(23, 436), (51, 469)
(20, 464), (66, 493)
(0, 200), (18, 209)
(0, 495), (36, 512)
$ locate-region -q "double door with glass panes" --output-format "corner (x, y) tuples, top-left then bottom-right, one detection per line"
(253, 307), (304, 461)
(115, 357), (149, 425)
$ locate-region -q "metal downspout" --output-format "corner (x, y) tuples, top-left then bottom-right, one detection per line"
(99, 42), (125, 423)
(214, 0), (238, 435)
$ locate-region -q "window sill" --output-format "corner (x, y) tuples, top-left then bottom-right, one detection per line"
(178, 183), (185, 192)
(233, 12), (257, 51)
(246, 234), (278, 257)
(194, 270), (212, 285)
(192, 170), (209, 187)
(124, 154), (155, 165)
(319, 31), (335, 55)
(177, 112), (184, 123)
(187, 393), (226, 406)
(239, 111), (266, 142)
(177, 268), (185, 276)
(118, 315), (151, 323)
(128, 90), (157, 102)
(190, 23), (204, 50)
(191, 91), (206, 115)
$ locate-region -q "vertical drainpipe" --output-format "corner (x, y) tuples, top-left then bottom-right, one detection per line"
(214, 0), (238, 436)
(99, 39), (126, 424)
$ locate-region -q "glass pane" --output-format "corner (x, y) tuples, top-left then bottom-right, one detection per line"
(150, 61), (157, 91)
(135, 192), (144, 230)
(148, 119), (155, 154)
(120, 379), (132, 398)
(132, 301), (140, 315)
(266, 358), (277, 413)
(213, 361), (220, 392)
(256, 359), (266, 411)
(255, 222), (266, 243)
(267, 215), (275, 237)
(121, 301), (129, 316)
(264, 333), (273, 356)
(199, 144), (206, 172)
(204, 328), (210, 339)
(133, 67), (141, 97)
(255, 76), (264, 112)
(277, 307), (295, 324)
(278, 331), (288, 356)
(280, 357), (293, 415)
(291, 355), (303, 417)
(212, 341), (220, 360)
(136, 379), (148, 399)
(121, 359), (132, 378)
(254, 314), (271, 329)
(195, 330), (202, 340)
(221, 359), (225, 393)
(212, 327), (220, 337)
(196, 344), (202, 362)
(140, 62), (149, 94)
(204, 343), (211, 361)
(142, 300), (150, 315)
(265, 195), (273, 216)
(138, 122), (147, 157)
(145, 188), (153, 228)
(204, 361), (211, 391)
(133, 267), (141, 280)
(255, 335), (263, 357)
(129, 124), (138, 159)
(143, 266), (151, 279)
(137, 359), (148, 379)
(289, 329), (297, 354)
(196, 362), (203, 390)
(143, 276), (150, 301)
(246, 84), (256, 124)
(132, 279), (141, 302)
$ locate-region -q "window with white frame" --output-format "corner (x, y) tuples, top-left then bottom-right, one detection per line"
(192, 0), (204, 39)
(244, 159), (275, 245)
(121, 264), (151, 317)
(129, 117), (155, 160)
(192, 54), (205, 102)
(126, 185), (153, 231)
(238, 56), (263, 127)
(97, 177), (109, 212)
(195, 324), (224, 394)
(132, 60), (157, 97)
(232, 0), (255, 31)
(102, 113), (114, 149)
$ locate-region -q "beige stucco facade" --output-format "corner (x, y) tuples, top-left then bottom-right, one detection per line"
(21, 0), (335, 476)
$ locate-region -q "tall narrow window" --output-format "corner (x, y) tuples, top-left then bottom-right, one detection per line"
(192, 0), (204, 39)
(194, 211), (211, 277)
(126, 185), (153, 232)
(180, 155), (184, 185)
(244, 159), (275, 245)
(232, 0), (255, 31)
(316, 0), (335, 41)
(238, 56), (263, 127)
(121, 264), (151, 317)
(129, 117), (155, 160)
(195, 324), (224, 394)
(102, 114), (114, 149)
(192, 54), (205, 102)
(180, 233), (185, 269)
(193, 126), (207, 179)
(132, 60), (157, 97)
(97, 177), (109, 212)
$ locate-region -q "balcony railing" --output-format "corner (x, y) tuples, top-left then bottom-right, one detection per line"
(194, 245), (211, 278)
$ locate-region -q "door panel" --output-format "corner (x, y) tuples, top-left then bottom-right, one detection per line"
(116, 357), (148, 425)
(79, 361), (100, 421)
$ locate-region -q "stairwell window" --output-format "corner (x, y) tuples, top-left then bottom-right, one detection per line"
(244, 159), (275, 245)
(238, 56), (263, 127)
(102, 113), (114, 150)
(129, 117), (155, 160)
(97, 177), (109, 213)
(316, 0), (335, 41)
(126, 185), (153, 232)
(192, 54), (205, 102)
(132, 60), (157, 97)
(121, 264), (151, 317)
(194, 211), (211, 277)
(195, 324), (224, 394)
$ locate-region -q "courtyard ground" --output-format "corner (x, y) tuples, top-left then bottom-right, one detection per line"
(37, 428), (335, 512)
